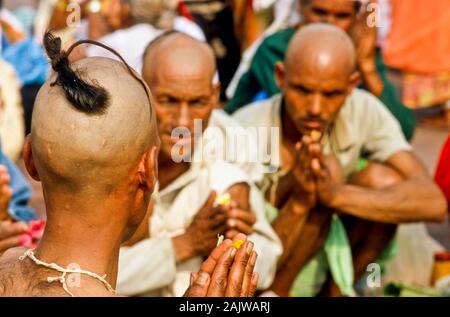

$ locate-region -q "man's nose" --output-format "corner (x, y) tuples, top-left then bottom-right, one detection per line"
(308, 94), (322, 116)
(322, 14), (337, 26)
(177, 103), (191, 127)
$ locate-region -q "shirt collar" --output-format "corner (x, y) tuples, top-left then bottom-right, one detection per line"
(272, 93), (357, 156)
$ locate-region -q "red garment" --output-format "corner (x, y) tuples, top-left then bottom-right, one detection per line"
(177, 0), (194, 21)
(435, 134), (450, 210)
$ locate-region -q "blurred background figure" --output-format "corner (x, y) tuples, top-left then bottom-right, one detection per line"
(183, 0), (242, 101)
(1, 0), (47, 136)
(83, 0), (206, 73)
(0, 60), (25, 162)
(33, 0), (205, 73)
(383, 0), (450, 127)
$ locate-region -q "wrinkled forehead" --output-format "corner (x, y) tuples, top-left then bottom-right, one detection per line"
(148, 56), (215, 98)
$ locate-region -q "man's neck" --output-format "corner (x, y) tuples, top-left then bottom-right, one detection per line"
(158, 153), (190, 190)
(281, 101), (303, 147)
(33, 201), (127, 291)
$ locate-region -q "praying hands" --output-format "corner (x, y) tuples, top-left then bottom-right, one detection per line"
(184, 233), (258, 297)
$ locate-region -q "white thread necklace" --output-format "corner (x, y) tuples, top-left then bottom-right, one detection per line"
(19, 249), (117, 297)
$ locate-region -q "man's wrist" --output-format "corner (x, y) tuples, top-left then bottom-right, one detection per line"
(172, 233), (194, 262)
(290, 189), (315, 213)
(326, 185), (347, 210)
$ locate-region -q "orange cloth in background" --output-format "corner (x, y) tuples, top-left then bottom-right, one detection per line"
(384, 0), (450, 74)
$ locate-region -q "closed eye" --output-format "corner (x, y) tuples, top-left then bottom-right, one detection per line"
(336, 13), (352, 19)
(294, 85), (312, 94)
(158, 96), (179, 105)
(312, 8), (328, 17)
(323, 90), (344, 98)
(189, 98), (210, 107)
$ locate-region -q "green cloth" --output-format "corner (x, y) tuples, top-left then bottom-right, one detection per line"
(324, 214), (356, 297)
(265, 194), (398, 297)
(289, 214), (398, 297)
(225, 27), (416, 141)
(383, 282), (445, 297)
(279, 214), (356, 297)
(290, 249), (329, 297)
(266, 197), (357, 296)
(356, 158), (369, 172)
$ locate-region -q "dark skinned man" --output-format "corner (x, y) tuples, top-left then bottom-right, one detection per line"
(226, 0), (416, 141)
(234, 24), (447, 296)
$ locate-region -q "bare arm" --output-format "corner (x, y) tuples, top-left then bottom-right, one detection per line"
(272, 194), (312, 269)
(325, 151), (447, 224)
(272, 136), (323, 268)
(265, 171), (296, 209)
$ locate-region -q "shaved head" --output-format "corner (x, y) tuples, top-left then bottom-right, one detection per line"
(143, 32), (216, 85)
(141, 32), (219, 162)
(275, 23), (359, 137)
(31, 57), (157, 195)
(285, 23), (356, 78)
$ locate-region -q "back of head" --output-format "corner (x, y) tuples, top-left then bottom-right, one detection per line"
(31, 33), (155, 196)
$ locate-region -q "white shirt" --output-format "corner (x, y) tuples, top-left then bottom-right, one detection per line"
(233, 89), (412, 180)
(86, 17), (206, 74)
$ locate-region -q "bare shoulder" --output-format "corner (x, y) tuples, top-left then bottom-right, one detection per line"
(0, 247), (66, 296)
(0, 248), (119, 296)
(0, 247), (27, 262)
(0, 247), (27, 296)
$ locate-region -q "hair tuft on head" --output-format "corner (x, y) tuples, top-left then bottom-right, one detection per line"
(43, 31), (110, 115)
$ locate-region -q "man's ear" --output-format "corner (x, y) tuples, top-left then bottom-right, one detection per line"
(211, 81), (221, 109)
(122, 1), (132, 23)
(274, 62), (286, 90)
(138, 146), (158, 194)
(347, 70), (361, 94)
(23, 135), (40, 182)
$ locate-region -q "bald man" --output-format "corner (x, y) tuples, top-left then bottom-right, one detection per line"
(0, 32), (259, 297)
(116, 32), (281, 296)
(233, 24), (447, 296)
(227, 0), (416, 142)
